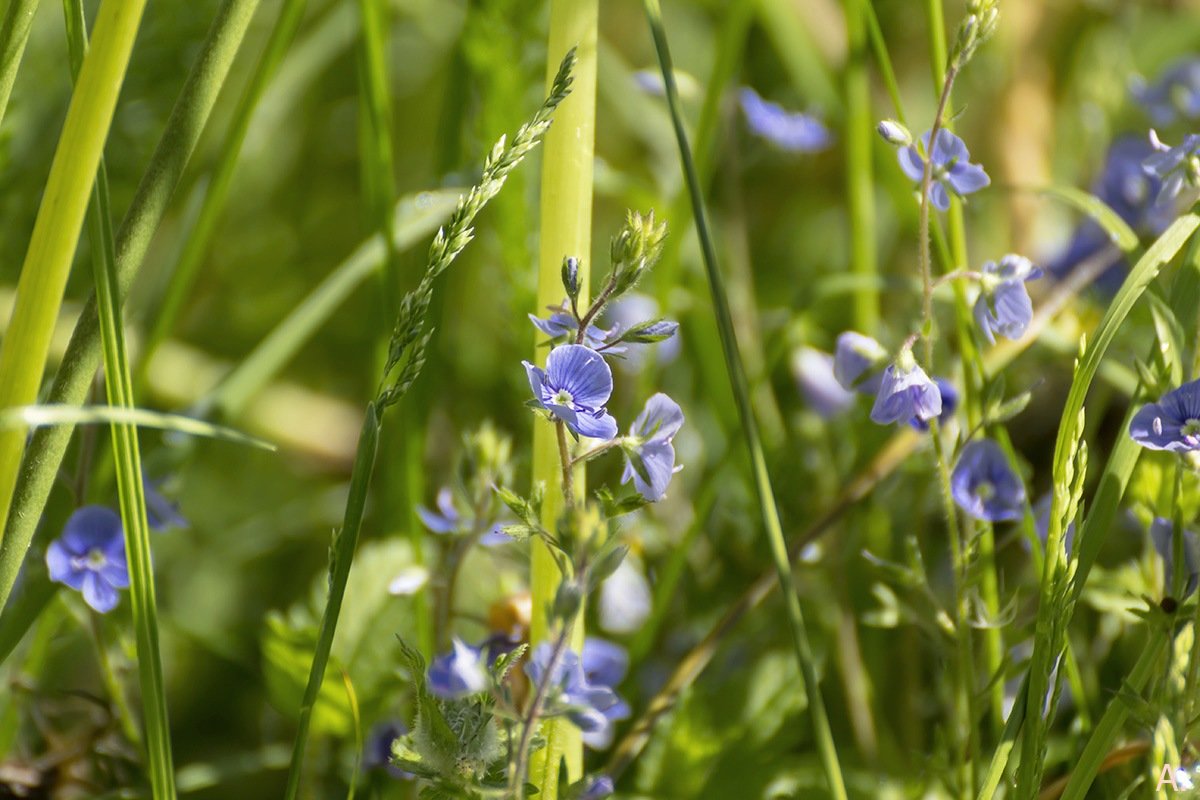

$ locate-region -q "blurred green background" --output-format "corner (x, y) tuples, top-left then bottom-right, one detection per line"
(3, 0), (1200, 797)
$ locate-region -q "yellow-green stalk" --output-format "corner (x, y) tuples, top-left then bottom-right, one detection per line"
(530, 1), (597, 794)
(0, 0), (147, 552)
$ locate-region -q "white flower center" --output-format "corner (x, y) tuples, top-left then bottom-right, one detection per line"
(553, 389), (574, 406)
(1184, 418), (1200, 438)
(73, 548), (107, 572)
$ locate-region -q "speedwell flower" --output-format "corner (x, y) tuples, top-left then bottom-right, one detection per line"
(529, 303), (617, 351)
(1129, 378), (1200, 453)
(792, 348), (855, 418)
(621, 393), (683, 502)
(973, 254), (1043, 344)
(739, 87), (831, 153)
(428, 637), (488, 700)
(579, 638), (631, 749)
(580, 776), (615, 800)
(870, 350), (942, 426)
(525, 643), (623, 741)
(898, 129), (990, 211)
(908, 378), (958, 432)
(1143, 131), (1200, 207)
(950, 439), (1026, 522)
(417, 486), (509, 546)
(833, 331), (887, 393)
(524, 344), (618, 440)
(1133, 58), (1200, 125)
(45, 506), (129, 614)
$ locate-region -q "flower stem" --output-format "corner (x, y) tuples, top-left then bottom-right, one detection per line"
(530, 1), (597, 794)
(642, 2), (848, 797)
(509, 622), (575, 799)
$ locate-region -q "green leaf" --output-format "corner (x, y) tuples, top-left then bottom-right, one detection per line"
(0, 403), (275, 451)
(262, 612), (353, 736)
(1035, 185), (1140, 254)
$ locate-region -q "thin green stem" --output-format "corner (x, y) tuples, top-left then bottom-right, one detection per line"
(0, 0), (263, 620)
(642, 3), (848, 797)
(530, 3), (597, 795)
(89, 612), (141, 747)
(136, 0), (308, 392)
(931, 420), (975, 797)
(0, 0), (148, 555)
(65, 2), (175, 795)
(283, 405), (380, 800)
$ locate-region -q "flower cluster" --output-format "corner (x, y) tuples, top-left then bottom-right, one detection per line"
(896, 128), (990, 211)
(524, 212), (685, 503)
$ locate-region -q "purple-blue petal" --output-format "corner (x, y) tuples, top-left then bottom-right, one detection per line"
(930, 181), (952, 212)
(59, 505), (123, 556)
(82, 572), (120, 614)
(897, 145), (925, 182)
(631, 393), (684, 442)
(947, 161), (991, 195)
(547, 345), (613, 409)
(950, 439), (1026, 522)
(572, 409), (618, 441)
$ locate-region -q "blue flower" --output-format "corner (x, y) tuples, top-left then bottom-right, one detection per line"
(142, 472), (187, 532)
(739, 87), (831, 153)
(363, 720), (413, 780)
(869, 351), (942, 426)
(898, 129), (990, 211)
(580, 775), (615, 800)
(525, 345), (619, 440)
(1046, 137), (1173, 292)
(973, 254), (1043, 344)
(1133, 59), (1200, 125)
(792, 348), (855, 418)
(1143, 131), (1200, 207)
(603, 293), (681, 371)
(833, 331), (887, 393)
(525, 643), (623, 739)
(1130, 378), (1200, 453)
(1150, 517), (1200, 599)
(428, 637), (488, 699)
(950, 439), (1026, 522)
(417, 487), (510, 546)
(530, 303), (618, 352)
(45, 506), (130, 613)
(621, 393), (683, 502)
(908, 378), (958, 431)
(579, 638), (631, 749)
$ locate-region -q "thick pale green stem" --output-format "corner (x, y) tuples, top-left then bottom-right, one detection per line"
(843, 0), (876, 331)
(0, 0), (147, 552)
(0, 0), (262, 617)
(530, 3), (597, 795)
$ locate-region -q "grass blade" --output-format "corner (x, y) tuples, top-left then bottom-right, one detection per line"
(0, 0), (39, 128)
(0, 0), (149, 559)
(63, 2), (174, 796)
(136, 0), (309, 390)
(1018, 212), (1200, 794)
(641, 2), (849, 797)
(0, 405), (275, 451)
(206, 189), (460, 417)
(0, 0), (262, 616)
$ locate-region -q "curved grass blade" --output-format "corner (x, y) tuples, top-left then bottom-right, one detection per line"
(63, 1), (174, 795)
(0, 0), (263, 615)
(1017, 212), (1200, 795)
(0, 405), (275, 451)
(137, 0), (309, 390)
(206, 189), (459, 417)
(641, 2), (848, 797)
(0, 0), (149, 556)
